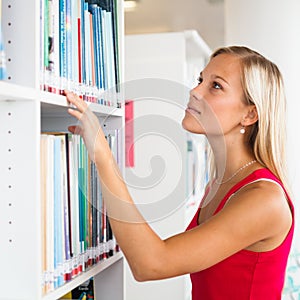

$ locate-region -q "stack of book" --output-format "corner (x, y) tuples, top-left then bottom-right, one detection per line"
(40, 131), (120, 294)
(40, 0), (120, 106)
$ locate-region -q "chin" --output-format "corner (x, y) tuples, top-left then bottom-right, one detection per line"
(181, 113), (204, 134)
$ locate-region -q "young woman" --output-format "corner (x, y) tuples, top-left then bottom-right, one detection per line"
(66, 46), (294, 299)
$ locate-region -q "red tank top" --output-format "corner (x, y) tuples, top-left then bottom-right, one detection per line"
(186, 168), (294, 300)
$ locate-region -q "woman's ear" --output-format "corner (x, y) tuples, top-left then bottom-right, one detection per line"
(242, 105), (258, 126)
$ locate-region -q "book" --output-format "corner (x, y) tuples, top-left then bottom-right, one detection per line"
(60, 278), (94, 299)
(40, 0), (120, 106)
(41, 131), (120, 293)
(41, 135), (48, 295)
(59, 0), (67, 92)
(50, 0), (61, 93)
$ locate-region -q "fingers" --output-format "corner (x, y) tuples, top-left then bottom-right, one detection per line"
(65, 90), (88, 113)
(68, 107), (83, 121)
(66, 89), (89, 123)
(68, 125), (82, 135)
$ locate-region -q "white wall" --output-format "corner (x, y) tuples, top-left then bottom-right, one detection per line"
(224, 0), (300, 295)
(225, 0), (300, 244)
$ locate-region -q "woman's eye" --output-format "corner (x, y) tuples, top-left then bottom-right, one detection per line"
(213, 82), (222, 89)
(197, 77), (203, 85)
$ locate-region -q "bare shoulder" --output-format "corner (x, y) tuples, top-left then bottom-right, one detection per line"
(231, 179), (290, 210)
(225, 179), (292, 245)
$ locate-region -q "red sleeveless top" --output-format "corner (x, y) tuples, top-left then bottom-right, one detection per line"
(186, 169), (294, 300)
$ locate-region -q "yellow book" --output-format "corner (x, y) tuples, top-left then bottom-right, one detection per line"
(59, 291), (72, 299)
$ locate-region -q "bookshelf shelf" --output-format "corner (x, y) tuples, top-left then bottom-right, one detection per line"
(0, 0), (125, 299)
(40, 91), (124, 118)
(0, 82), (123, 118)
(43, 252), (123, 300)
(0, 81), (39, 101)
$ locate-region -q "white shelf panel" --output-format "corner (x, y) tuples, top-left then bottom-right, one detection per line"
(0, 81), (38, 101)
(0, 82), (123, 117)
(42, 252), (123, 300)
(40, 91), (123, 118)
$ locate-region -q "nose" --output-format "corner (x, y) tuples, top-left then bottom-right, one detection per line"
(190, 84), (203, 102)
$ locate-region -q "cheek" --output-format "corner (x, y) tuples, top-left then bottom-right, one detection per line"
(198, 101), (224, 133)
(206, 102), (243, 134)
(182, 100), (239, 136)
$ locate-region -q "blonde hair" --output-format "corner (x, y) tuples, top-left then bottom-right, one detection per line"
(209, 46), (289, 188)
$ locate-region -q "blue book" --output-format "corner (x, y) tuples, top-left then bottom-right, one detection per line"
(71, 0), (79, 85)
(60, 134), (72, 281)
(100, 8), (108, 92)
(53, 136), (64, 288)
(59, 0), (67, 91)
(96, 6), (105, 95)
(84, 5), (92, 87)
(96, 170), (103, 259)
(65, 0), (73, 85)
(105, 10), (115, 92)
(78, 139), (84, 251)
(88, 4), (100, 91)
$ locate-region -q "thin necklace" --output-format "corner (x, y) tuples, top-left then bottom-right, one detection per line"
(215, 160), (257, 185)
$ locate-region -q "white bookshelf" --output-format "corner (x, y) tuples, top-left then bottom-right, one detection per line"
(0, 0), (125, 299)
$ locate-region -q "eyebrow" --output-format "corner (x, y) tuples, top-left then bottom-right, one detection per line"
(199, 72), (229, 85)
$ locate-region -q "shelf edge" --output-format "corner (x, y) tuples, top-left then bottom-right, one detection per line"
(42, 252), (123, 300)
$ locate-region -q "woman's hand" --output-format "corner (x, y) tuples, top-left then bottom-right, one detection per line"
(66, 90), (108, 163)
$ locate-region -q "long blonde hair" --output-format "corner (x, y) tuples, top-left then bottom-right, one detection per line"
(209, 46), (289, 188)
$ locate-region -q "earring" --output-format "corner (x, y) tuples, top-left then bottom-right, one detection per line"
(240, 126), (246, 134)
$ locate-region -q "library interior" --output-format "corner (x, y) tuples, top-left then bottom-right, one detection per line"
(0, 0), (300, 299)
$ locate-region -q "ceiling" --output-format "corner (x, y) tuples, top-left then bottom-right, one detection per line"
(124, 0), (225, 50)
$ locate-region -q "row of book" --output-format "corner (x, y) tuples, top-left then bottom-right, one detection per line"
(40, 131), (120, 294)
(40, 0), (120, 106)
(0, 0), (7, 80)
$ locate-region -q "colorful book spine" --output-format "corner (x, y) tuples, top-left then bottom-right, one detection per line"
(41, 135), (55, 293)
(53, 136), (64, 288)
(71, 0), (79, 87)
(40, 131), (120, 294)
(48, 0), (61, 93)
(40, 0), (120, 106)
(59, 0), (67, 92)
(41, 0), (52, 83)
(88, 4), (101, 95)
(112, 0), (120, 98)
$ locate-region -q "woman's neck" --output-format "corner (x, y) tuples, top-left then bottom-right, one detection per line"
(209, 136), (255, 181)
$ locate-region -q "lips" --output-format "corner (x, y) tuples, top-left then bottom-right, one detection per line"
(186, 105), (201, 115)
